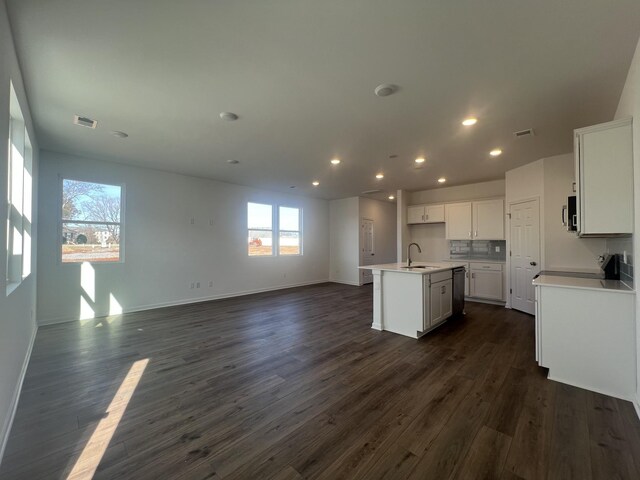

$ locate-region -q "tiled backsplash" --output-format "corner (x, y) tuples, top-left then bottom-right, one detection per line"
(449, 240), (507, 261)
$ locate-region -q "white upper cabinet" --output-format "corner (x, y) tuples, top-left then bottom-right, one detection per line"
(574, 118), (633, 236)
(445, 202), (472, 239)
(472, 199), (504, 240)
(407, 204), (445, 224)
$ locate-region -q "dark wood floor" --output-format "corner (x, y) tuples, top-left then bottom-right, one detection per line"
(2, 283), (640, 479)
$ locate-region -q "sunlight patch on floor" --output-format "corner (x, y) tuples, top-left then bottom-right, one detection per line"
(64, 358), (149, 480)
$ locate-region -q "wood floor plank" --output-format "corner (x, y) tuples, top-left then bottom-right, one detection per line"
(454, 426), (512, 480)
(1, 285), (639, 480)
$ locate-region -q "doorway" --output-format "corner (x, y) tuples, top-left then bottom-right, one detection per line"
(509, 199), (540, 315)
(360, 218), (375, 284)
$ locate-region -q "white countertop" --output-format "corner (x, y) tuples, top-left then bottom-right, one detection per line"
(532, 274), (634, 294)
(442, 259), (506, 264)
(359, 262), (467, 274)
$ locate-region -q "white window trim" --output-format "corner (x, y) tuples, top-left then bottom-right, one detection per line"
(247, 202), (303, 257)
(58, 176), (126, 265)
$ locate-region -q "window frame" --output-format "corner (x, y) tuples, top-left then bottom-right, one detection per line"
(278, 205), (303, 256)
(247, 202), (303, 258)
(58, 176), (126, 265)
(6, 80), (33, 295)
(247, 202), (274, 257)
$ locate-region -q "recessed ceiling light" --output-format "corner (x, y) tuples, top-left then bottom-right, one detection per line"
(490, 148), (503, 157)
(415, 157), (426, 164)
(219, 112), (239, 121)
(111, 130), (128, 138)
(331, 158), (341, 165)
(226, 159), (239, 164)
(374, 84), (397, 97)
(312, 181), (319, 186)
(462, 117), (477, 126)
(376, 173), (384, 179)
(438, 177), (446, 183)
(388, 195), (395, 200)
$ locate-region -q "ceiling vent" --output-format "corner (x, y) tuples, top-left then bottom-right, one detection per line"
(73, 115), (97, 129)
(361, 189), (382, 195)
(513, 128), (535, 138)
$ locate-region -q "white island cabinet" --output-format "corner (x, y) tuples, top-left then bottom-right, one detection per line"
(359, 262), (464, 339)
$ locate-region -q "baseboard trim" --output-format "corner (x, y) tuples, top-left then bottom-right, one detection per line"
(329, 280), (362, 286)
(38, 279), (332, 326)
(547, 372), (635, 402)
(466, 298), (507, 307)
(0, 322), (37, 465)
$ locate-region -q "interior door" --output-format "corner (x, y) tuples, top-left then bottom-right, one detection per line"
(509, 199), (540, 315)
(360, 218), (375, 284)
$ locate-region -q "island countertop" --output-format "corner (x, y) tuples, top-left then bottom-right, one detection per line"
(359, 262), (467, 275)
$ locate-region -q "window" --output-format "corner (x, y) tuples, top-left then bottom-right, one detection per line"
(247, 202), (302, 256)
(61, 179), (123, 263)
(247, 202), (273, 256)
(6, 81), (33, 293)
(279, 206), (301, 255)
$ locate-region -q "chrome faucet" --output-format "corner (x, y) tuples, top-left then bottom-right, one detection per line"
(407, 242), (422, 267)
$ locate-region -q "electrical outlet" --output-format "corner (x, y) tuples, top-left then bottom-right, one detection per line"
(209, 281), (213, 287)
(196, 282), (200, 288)
(190, 217), (195, 225)
(209, 219), (214, 226)
(190, 282), (195, 289)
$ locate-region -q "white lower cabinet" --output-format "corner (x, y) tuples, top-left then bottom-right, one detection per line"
(535, 284), (635, 400)
(469, 262), (503, 301)
(429, 279), (453, 328)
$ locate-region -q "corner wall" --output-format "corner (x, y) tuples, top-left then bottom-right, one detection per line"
(37, 150), (330, 324)
(329, 197), (360, 285)
(0, 0), (38, 463)
(614, 33), (640, 414)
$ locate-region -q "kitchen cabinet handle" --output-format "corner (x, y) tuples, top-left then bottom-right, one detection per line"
(441, 285), (446, 294)
(426, 214), (429, 220)
(471, 273), (475, 279)
(530, 261), (537, 266)
(475, 230), (478, 237)
(468, 231), (472, 238)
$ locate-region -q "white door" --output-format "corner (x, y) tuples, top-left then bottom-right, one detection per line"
(445, 202), (472, 239)
(473, 199), (504, 239)
(360, 218), (375, 284)
(509, 199), (540, 315)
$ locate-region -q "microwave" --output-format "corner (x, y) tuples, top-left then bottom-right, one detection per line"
(562, 196), (577, 232)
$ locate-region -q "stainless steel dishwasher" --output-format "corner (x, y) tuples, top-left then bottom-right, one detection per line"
(452, 266), (466, 316)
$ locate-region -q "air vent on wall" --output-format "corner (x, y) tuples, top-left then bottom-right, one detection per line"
(513, 128), (535, 138)
(73, 115), (97, 129)
(361, 189), (382, 195)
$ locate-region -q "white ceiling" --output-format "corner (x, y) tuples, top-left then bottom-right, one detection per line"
(6, 0), (640, 201)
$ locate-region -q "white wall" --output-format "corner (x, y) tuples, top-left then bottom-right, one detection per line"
(409, 179), (505, 204)
(614, 33), (640, 412)
(359, 197), (396, 280)
(0, 0), (38, 462)
(407, 179), (506, 263)
(543, 154), (605, 271)
(37, 151), (330, 324)
(329, 197), (360, 285)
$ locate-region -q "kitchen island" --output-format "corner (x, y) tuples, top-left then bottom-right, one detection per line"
(359, 262), (466, 338)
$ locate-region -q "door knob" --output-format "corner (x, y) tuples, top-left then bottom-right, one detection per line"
(530, 261), (537, 266)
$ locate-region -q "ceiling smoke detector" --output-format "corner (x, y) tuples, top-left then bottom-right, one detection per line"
(220, 112), (239, 121)
(374, 84), (397, 97)
(226, 159), (239, 164)
(73, 115), (97, 129)
(513, 128), (535, 138)
(111, 130), (128, 138)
